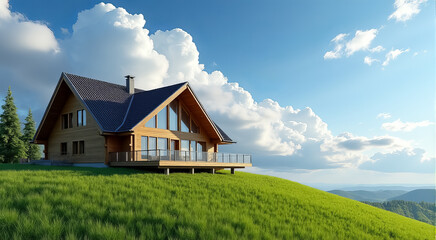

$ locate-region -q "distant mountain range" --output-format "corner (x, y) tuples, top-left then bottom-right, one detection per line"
(329, 188), (435, 225)
(335, 185), (434, 192)
(388, 189), (435, 203)
(328, 189), (435, 203)
(328, 190), (407, 202)
(363, 200), (436, 226)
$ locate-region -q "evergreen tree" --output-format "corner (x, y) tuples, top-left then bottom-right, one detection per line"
(0, 87), (25, 163)
(22, 109), (41, 161)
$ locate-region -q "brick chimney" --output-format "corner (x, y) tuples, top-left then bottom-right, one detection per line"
(125, 75), (135, 94)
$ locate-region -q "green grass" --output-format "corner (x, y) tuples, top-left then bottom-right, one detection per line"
(0, 165), (434, 239)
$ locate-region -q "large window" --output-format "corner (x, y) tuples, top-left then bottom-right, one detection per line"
(141, 136), (148, 159)
(158, 138), (168, 157)
(141, 136), (148, 151)
(197, 142), (205, 152)
(157, 107), (167, 129)
(197, 142), (205, 160)
(181, 108), (190, 132)
(190, 140), (196, 160)
(149, 137), (157, 156)
(77, 109), (86, 127)
(169, 100), (178, 131)
(181, 140), (189, 151)
(62, 113), (73, 129)
(158, 138), (168, 150)
(145, 115), (156, 128)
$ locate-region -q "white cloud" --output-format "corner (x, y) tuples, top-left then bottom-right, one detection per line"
(0, 1), (433, 175)
(324, 45), (343, 59)
(364, 56), (379, 66)
(360, 148), (435, 173)
(377, 113), (392, 119)
(332, 33), (348, 42)
(369, 45), (385, 53)
(382, 119), (434, 132)
(0, 0), (62, 110)
(382, 48), (409, 66)
(324, 29), (379, 59)
(345, 29), (378, 56)
(388, 0), (427, 22)
(63, 3), (169, 89)
(0, 0), (58, 53)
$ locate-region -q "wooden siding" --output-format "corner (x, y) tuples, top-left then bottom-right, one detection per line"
(47, 92), (105, 163)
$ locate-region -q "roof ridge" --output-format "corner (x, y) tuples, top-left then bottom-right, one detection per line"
(63, 72), (127, 89)
(63, 72), (188, 93)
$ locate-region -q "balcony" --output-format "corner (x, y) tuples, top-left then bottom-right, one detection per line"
(108, 150), (252, 170)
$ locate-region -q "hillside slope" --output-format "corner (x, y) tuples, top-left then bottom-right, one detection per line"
(389, 189), (436, 203)
(328, 190), (406, 202)
(0, 165), (434, 239)
(363, 200), (435, 225)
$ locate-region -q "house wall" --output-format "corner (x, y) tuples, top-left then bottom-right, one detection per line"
(47, 93), (105, 162)
(132, 96), (218, 155)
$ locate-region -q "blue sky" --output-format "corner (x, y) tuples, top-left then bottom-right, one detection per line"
(1, 0), (434, 188)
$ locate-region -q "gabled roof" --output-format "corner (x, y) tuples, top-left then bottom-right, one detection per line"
(35, 72), (233, 143)
(116, 82), (188, 132)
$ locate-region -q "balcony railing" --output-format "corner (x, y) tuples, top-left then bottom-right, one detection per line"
(109, 150), (252, 164)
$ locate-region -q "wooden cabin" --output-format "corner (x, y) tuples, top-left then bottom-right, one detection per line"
(33, 73), (251, 173)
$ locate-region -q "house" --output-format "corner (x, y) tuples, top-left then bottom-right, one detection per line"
(33, 73), (251, 174)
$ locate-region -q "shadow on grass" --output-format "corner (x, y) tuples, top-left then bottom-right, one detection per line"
(0, 163), (150, 176)
(0, 164), (230, 176)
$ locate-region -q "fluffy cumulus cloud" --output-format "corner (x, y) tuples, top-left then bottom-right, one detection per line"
(382, 48), (409, 66)
(388, 0), (427, 22)
(0, 1), (432, 174)
(382, 119), (434, 132)
(324, 29), (380, 60)
(0, 0), (62, 111)
(360, 148), (435, 173)
(63, 3), (169, 89)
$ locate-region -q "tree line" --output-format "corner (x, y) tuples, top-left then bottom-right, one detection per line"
(0, 87), (41, 163)
(363, 200), (436, 226)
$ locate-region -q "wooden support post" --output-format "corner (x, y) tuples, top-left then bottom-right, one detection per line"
(231, 168), (235, 174)
(165, 168), (170, 175)
(191, 168), (195, 174)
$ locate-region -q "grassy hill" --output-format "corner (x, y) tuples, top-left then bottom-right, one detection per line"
(363, 200), (436, 226)
(389, 189), (436, 203)
(0, 165), (434, 239)
(328, 190), (406, 202)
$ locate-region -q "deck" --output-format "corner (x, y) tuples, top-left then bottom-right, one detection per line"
(108, 150), (252, 173)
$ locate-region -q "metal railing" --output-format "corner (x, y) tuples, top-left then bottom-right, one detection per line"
(109, 150), (252, 164)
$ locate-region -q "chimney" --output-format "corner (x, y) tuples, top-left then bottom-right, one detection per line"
(125, 75), (135, 94)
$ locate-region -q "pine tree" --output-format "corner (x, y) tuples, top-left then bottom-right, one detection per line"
(0, 87), (25, 163)
(22, 109), (41, 161)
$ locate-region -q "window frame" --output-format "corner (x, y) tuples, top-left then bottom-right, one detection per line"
(73, 141), (78, 155)
(61, 142), (67, 155)
(79, 141), (85, 154)
(77, 109), (86, 127)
